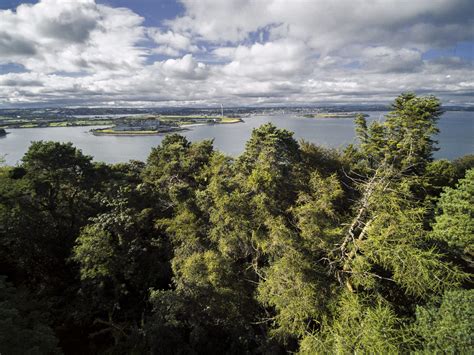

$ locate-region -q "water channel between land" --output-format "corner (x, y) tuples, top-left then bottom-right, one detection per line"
(1, 111), (472, 165)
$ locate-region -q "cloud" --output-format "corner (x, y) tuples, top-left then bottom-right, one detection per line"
(0, 0), (472, 107)
(170, 0), (473, 52)
(0, 0), (147, 73)
(148, 29), (199, 56)
(357, 47), (423, 73)
(168, 0), (269, 42)
(428, 56), (474, 71)
(214, 40), (310, 79)
(159, 54), (208, 80)
(0, 73), (44, 87)
(0, 33), (37, 57)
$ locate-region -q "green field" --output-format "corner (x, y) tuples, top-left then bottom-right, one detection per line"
(304, 112), (369, 119)
(219, 117), (242, 123)
(160, 116), (242, 124)
(49, 120), (113, 127)
(92, 128), (162, 136)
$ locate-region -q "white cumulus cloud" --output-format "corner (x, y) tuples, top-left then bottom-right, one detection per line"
(0, 0), (147, 73)
(0, 0), (472, 106)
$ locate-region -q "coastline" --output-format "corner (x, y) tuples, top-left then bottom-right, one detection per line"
(91, 128), (186, 136)
(303, 113), (370, 119)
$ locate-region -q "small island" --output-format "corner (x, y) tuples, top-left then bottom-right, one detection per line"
(91, 115), (242, 136)
(92, 123), (181, 136)
(303, 112), (369, 119)
(0, 128), (7, 137)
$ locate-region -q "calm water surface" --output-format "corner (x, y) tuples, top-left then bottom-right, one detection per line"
(1, 111), (472, 165)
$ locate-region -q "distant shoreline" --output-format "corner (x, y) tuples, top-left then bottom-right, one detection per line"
(303, 112), (370, 119)
(91, 128), (185, 136)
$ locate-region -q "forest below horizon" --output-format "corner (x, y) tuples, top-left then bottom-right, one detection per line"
(0, 93), (473, 354)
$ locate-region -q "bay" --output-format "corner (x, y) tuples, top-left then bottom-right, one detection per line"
(0, 111), (472, 165)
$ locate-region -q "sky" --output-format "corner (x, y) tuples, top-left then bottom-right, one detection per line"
(0, 0), (473, 107)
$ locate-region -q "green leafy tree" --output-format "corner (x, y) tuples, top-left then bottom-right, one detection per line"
(423, 159), (456, 196)
(143, 136), (265, 353)
(0, 142), (103, 286)
(300, 292), (404, 354)
(432, 169), (474, 266)
(355, 93), (442, 173)
(258, 95), (464, 353)
(452, 154), (474, 180)
(413, 289), (474, 353)
(0, 142), (113, 353)
(72, 190), (171, 350)
(0, 276), (59, 354)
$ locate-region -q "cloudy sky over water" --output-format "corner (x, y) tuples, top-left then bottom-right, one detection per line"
(0, 0), (473, 107)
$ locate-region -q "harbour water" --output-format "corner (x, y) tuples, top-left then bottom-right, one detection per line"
(0, 111), (472, 165)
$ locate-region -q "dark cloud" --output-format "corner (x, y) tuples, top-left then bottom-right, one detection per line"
(1, 78), (43, 86)
(428, 56), (474, 70)
(37, 15), (98, 43)
(0, 32), (36, 56)
(410, 0), (474, 26)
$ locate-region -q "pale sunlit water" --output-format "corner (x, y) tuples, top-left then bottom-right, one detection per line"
(0, 111), (472, 165)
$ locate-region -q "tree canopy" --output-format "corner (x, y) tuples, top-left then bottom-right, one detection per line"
(0, 93), (472, 354)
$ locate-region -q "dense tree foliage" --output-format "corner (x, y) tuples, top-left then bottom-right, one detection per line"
(0, 276), (59, 354)
(0, 94), (472, 354)
(412, 288), (474, 353)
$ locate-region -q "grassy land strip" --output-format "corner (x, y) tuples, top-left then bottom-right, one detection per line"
(92, 129), (166, 136)
(303, 113), (369, 119)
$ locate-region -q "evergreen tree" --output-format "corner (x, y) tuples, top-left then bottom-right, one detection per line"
(432, 168), (474, 267)
(413, 289), (474, 353)
(355, 93), (442, 173)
